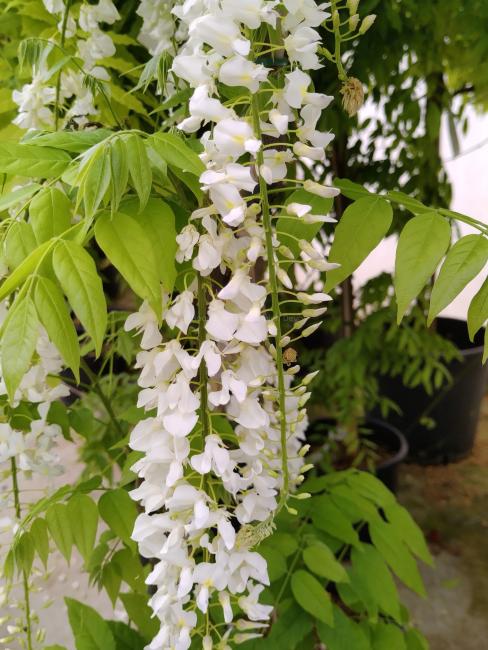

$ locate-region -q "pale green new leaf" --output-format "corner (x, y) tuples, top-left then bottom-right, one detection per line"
(82, 144), (111, 218)
(53, 241), (107, 356)
(109, 137), (129, 214)
(0, 183), (41, 212)
(4, 221), (37, 269)
(98, 489), (137, 549)
(0, 143), (71, 177)
(311, 495), (360, 547)
(15, 532), (35, 576)
(2, 296), (39, 399)
(29, 186), (72, 243)
(428, 234), (488, 324)
(30, 517), (50, 568)
(150, 132), (205, 176)
(120, 198), (177, 291)
(27, 129), (112, 153)
(65, 598), (116, 650)
(34, 276), (80, 380)
(467, 276), (488, 340)
(303, 543), (349, 583)
(46, 503), (73, 562)
(67, 494), (98, 563)
(372, 623), (407, 650)
(0, 240), (52, 301)
(94, 211), (160, 313)
(324, 196), (393, 291)
(291, 569), (333, 625)
(124, 134), (152, 211)
(395, 212), (451, 323)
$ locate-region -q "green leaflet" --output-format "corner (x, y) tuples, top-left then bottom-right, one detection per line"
(65, 598), (116, 650)
(0, 242), (52, 300)
(4, 221), (37, 269)
(349, 545), (401, 622)
(150, 132), (205, 176)
(311, 495), (360, 547)
(98, 489), (137, 549)
(53, 240), (107, 357)
(0, 183), (41, 212)
(395, 212), (451, 323)
(107, 621), (146, 650)
(80, 143), (111, 218)
(120, 197), (177, 292)
(2, 295), (39, 399)
(109, 136), (129, 214)
(34, 276), (80, 380)
(371, 622), (407, 650)
(303, 543), (349, 583)
(333, 178), (372, 201)
(46, 503), (73, 562)
(15, 532), (35, 576)
(324, 196), (393, 291)
(316, 605), (371, 650)
(29, 186), (72, 243)
(0, 142), (71, 177)
(30, 517), (50, 568)
(27, 129), (112, 153)
(369, 519), (426, 596)
(384, 502), (433, 566)
(124, 133), (152, 211)
(291, 569), (333, 624)
(428, 234), (488, 324)
(67, 494), (99, 564)
(94, 211), (161, 314)
(468, 275), (488, 341)
(119, 593), (159, 642)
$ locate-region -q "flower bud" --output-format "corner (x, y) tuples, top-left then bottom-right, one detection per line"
(301, 463), (314, 473)
(280, 335), (291, 347)
(298, 239), (319, 259)
(332, 10), (340, 29)
(286, 505), (298, 515)
(349, 13), (360, 31)
(302, 307), (328, 317)
(347, 0), (360, 14)
(302, 322), (321, 338)
(203, 636), (213, 650)
(286, 365), (300, 375)
(297, 291), (332, 305)
(359, 14), (376, 34)
(303, 370), (320, 385)
(303, 180), (340, 198)
(276, 266), (293, 289)
(299, 444), (311, 456)
(278, 244), (295, 260)
(294, 492), (311, 500)
(298, 392), (311, 407)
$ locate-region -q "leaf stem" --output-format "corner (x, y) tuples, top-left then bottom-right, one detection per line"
(10, 457), (33, 650)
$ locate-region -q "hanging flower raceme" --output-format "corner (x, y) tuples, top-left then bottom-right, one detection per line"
(126, 1), (339, 648)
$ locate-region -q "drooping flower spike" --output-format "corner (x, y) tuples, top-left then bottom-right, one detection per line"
(126, 1), (339, 647)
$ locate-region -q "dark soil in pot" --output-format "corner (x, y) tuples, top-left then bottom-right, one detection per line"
(306, 416), (409, 493)
(378, 317), (488, 465)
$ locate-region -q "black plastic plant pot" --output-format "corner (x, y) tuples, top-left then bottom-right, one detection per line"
(380, 317), (488, 465)
(306, 416), (409, 493)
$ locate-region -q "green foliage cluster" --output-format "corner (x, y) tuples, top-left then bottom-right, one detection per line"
(241, 470), (431, 650)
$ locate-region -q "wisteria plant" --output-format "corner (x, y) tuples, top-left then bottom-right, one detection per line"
(0, 1), (487, 650)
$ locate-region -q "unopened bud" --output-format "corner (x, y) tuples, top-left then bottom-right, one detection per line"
(286, 505), (298, 515)
(280, 335), (291, 347)
(303, 180), (340, 198)
(302, 307), (328, 318)
(332, 10), (340, 29)
(303, 370), (320, 385)
(278, 244), (294, 260)
(286, 365), (300, 375)
(295, 492), (311, 500)
(298, 393), (311, 407)
(347, 0), (360, 14)
(301, 463), (314, 473)
(340, 76), (365, 116)
(299, 444), (311, 457)
(359, 14), (376, 34)
(302, 322), (322, 337)
(276, 266), (293, 289)
(349, 13), (360, 31)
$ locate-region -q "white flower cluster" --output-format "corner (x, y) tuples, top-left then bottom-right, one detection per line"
(14, 0), (120, 129)
(0, 318), (69, 476)
(127, 1), (339, 649)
